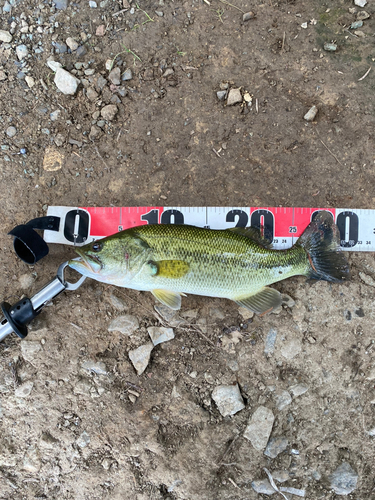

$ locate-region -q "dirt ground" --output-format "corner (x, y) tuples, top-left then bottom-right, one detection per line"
(1, 0), (375, 498)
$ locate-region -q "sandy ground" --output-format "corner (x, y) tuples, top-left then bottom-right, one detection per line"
(0, 0), (375, 498)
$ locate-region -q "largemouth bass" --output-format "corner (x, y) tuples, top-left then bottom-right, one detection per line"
(69, 212), (349, 314)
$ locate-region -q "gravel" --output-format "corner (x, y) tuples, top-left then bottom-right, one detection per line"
(16, 44), (28, 60)
(226, 88), (242, 106)
(122, 68), (133, 81)
(6, 126), (17, 138)
(0, 30), (12, 43)
(304, 105), (318, 121)
(244, 406), (275, 451)
(101, 104), (118, 120)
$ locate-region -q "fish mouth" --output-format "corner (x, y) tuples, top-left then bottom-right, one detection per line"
(73, 249), (103, 273)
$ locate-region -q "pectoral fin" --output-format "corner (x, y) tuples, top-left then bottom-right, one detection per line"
(234, 287), (282, 314)
(148, 259), (190, 279)
(151, 289), (184, 310)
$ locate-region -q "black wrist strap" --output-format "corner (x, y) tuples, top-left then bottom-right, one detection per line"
(8, 216), (60, 264)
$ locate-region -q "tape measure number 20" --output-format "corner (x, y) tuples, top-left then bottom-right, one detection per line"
(44, 206), (375, 252)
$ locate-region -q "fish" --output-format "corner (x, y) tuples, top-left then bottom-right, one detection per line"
(68, 212), (349, 314)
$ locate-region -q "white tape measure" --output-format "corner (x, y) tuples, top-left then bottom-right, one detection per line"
(44, 206), (374, 251)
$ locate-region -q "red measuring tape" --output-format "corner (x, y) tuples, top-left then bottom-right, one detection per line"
(43, 206), (373, 251)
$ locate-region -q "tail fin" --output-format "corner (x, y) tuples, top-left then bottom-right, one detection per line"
(297, 212), (350, 282)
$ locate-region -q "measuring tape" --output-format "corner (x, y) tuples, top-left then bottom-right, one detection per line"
(42, 206), (373, 252)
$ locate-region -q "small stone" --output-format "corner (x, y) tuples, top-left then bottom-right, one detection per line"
(89, 0), (97, 7)
(264, 328), (277, 355)
(108, 314), (139, 335)
(54, 133), (65, 146)
(264, 436), (289, 458)
(289, 383), (309, 397)
(301, 22), (308, 28)
(53, 0), (68, 9)
(272, 470), (290, 483)
(54, 68), (80, 95)
(357, 11), (370, 20)
(359, 272), (375, 288)
(324, 42), (337, 52)
(216, 90), (227, 101)
(15, 381), (34, 398)
(0, 70), (7, 81)
(50, 110), (61, 121)
(209, 307), (225, 320)
(274, 390), (292, 410)
(282, 294), (295, 308)
(66, 37), (79, 51)
(122, 68), (133, 81)
(89, 125), (101, 140)
(6, 126), (17, 138)
(109, 293), (127, 311)
(329, 462), (358, 495)
(251, 479), (275, 495)
(163, 68), (174, 77)
(25, 76), (35, 88)
(16, 44), (28, 60)
(101, 104), (118, 121)
(86, 87), (99, 101)
(238, 306), (254, 320)
(0, 30), (12, 43)
(227, 88), (242, 106)
(96, 25), (106, 36)
(211, 384), (245, 417)
(243, 11), (255, 21)
(21, 341), (42, 362)
(304, 105), (318, 121)
(350, 20), (363, 29)
(47, 60), (63, 72)
(147, 326), (175, 346)
(19, 273), (35, 289)
(81, 360), (107, 375)
(129, 342), (154, 375)
(76, 431), (90, 448)
(23, 445), (41, 473)
(109, 67), (121, 85)
(354, 0), (367, 6)
(244, 406), (274, 451)
(353, 30), (365, 37)
(73, 380), (92, 396)
(280, 339), (302, 360)
(155, 10), (163, 16)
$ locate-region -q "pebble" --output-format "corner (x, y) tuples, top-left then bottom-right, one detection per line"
(304, 105), (318, 121)
(147, 326), (175, 346)
(329, 462), (358, 495)
(272, 470), (290, 483)
(251, 479), (275, 495)
(76, 431), (90, 448)
(2, 1), (11, 13)
(350, 20), (363, 29)
(89, 0), (97, 7)
(25, 76), (35, 88)
(274, 390), (292, 410)
(357, 11), (370, 20)
(101, 104), (118, 121)
(109, 67), (121, 85)
(243, 11), (255, 21)
(264, 328), (277, 355)
(211, 384), (245, 417)
(244, 406), (274, 451)
(89, 125), (101, 140)
(19, 273), (35, 289)
(47, 60), (63, 72)
(264, 436), (289, 458)
(0, 70), (7, 81)
(53, 0), (68, 9)
(216, 90), (227, 101)
(108, 314), (139, 335)
(282, 294), (295, 308)
(50, 110), (61, 121)
(6, 126), (17, 138)
(15, 381), (34, 398)
(66, 37), (79, 51)
(353, 30), (365, 37)
(122, 68), (133, 81)
(54, 133), (65, 146)
(23, 445), (41, 473)
(21, 341), (42, 362)
(354, 0), (367, 6)
(54, 67), (80, 95)
(109, 293), (127, 311)
(280, 339), (302, 360)
(128, 342), (154, 375)
(86, 87), (99, 101)
(238, 306), (254, 320)
(227, 88), (242, 106)
(16, 44), (28, 60)
(163, 68), (174, 77)
(359, 272), (375, 288)
(289, 383), (309, 397)
(154, 304), (183, 327)
(324, 42), (337, 52)
(81, 360), (107, 375)
(155, 10), (164, 16)
(0, 30), (12, 43)
(96, 24), (106, 36)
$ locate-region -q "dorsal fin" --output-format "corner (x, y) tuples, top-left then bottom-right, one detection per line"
(227, 227), (272, 248)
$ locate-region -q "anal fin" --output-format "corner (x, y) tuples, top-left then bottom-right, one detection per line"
(151, 289), (183, 310)
(234, 287), (282, 314)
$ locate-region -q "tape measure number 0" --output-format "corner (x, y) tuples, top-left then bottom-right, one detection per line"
(44, 206), (374, 252)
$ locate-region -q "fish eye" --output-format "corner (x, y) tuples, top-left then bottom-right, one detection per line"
(92, 241), (103, 252)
